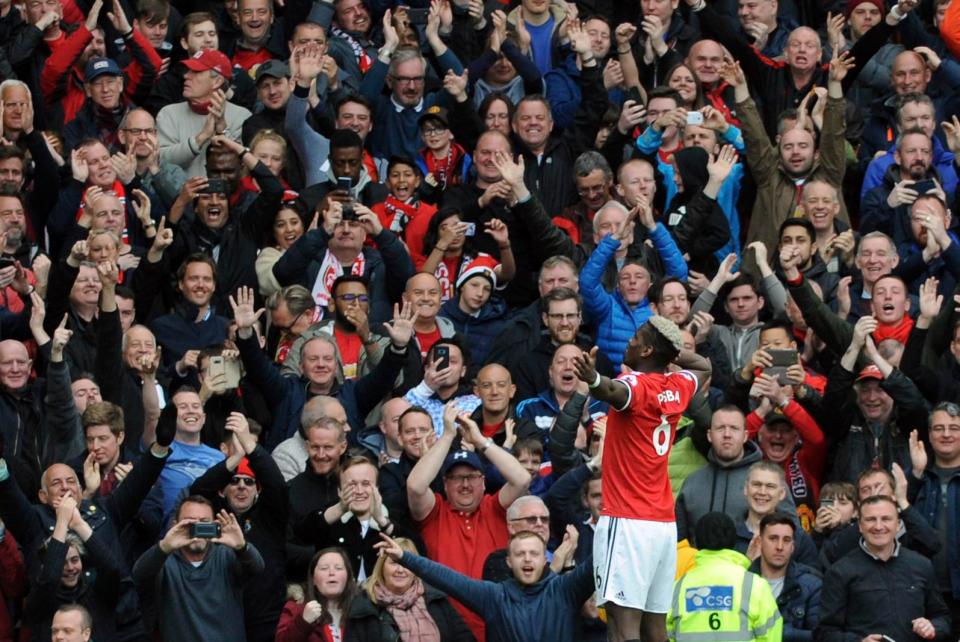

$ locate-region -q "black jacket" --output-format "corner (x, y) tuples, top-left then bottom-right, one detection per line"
(378, 453), (442, 555)
(286, 464), (340, 574)
(343, 584), (476, 642)
(816, 544), (950, 642)
(512, 333), (615, 408)
(819, 507), (941, 567)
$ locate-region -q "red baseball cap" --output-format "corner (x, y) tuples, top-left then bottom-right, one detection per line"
(183, 49), (233, 78)
(856, 365), (883, 382)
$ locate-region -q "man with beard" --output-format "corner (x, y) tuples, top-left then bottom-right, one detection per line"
(280, 275), (382, 381)
(133, 496), (265, 642)
(862, 128), (947, 246)
(512, 288), (614, 402)
(0, 127), (60, 247)
(0, 187), (40, 315)
(190, 412), (288, 642)
(727, 49), (853, 257)
(117, 108), (186, 212)
(309, 0), (379, 83)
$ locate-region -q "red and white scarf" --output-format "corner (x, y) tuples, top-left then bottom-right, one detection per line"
(421, 143), (465, 190)
(312, 249), (365, 307)
(331, 25), (373, 74)
(382, 196), (420, 235)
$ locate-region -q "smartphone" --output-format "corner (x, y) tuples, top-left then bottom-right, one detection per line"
(624, 87), (643, 106)
(336, 176), (353, 192)
(764, 348), (798, 385)
(207, 355), (241, 389)
(686, 111), (704, 126)
(407, 7), (429, 24)
(341, 203), (358, 221)
(463, 222), (476, 237)
(201, 177), (228, 195)
(912, 179), (936, 194)
(189, 522), (221, 538)
(0, 257), (16, 270)
(820, 498), (835, 508)
(434, 345), (450, 371)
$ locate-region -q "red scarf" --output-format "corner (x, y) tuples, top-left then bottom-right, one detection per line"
(382, 196), (420, 235)
(421, 143), (465, 189)
(362, 150), (380, 183)
(188, 100), (211, 115)
(872, 315), (914, 345)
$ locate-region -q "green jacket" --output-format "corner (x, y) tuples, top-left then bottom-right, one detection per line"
(668, 548), (782, 642)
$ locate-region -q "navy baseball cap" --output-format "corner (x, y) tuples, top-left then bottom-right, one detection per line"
(442, 450), (484, 477)
(85, 57), (123, 82)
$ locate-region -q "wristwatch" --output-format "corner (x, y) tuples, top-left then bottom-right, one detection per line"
(478, 438), (494, 454)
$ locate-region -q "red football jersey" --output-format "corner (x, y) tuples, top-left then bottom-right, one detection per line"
(602, 370), (698, 521)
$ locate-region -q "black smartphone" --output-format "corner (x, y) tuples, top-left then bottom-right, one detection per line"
(407, 7), (429, 24)
(624, 87), (643, 106)
(434, 345), (450, 370)
(912, 179), (936, 195)
(341, 203), (358, 221)
(337, 176), (353, 192)
(0, 257), (16, 270)
(189, 522), (221, 538)
(201, 177), (228, 195)
(764, 348), (798, 385)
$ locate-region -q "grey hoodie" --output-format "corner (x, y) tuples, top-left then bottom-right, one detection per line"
(675, 440), (796, 543)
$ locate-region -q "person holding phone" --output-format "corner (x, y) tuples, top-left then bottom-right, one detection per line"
(133, 495), (265, 642)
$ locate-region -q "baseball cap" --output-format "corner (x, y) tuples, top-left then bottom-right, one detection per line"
(441, 450), (484, 477)
(85, 57), (123, 83)
(856, 365), (884, 382)
(764, 410), (792, 427)
(183, 49), (233, 78)
(418, 105), (449, 129)
(255, 60), (290, 83)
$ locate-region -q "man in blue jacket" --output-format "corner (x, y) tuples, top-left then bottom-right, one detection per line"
(376, 529), (595, 642)
(580, 198), (687, 368)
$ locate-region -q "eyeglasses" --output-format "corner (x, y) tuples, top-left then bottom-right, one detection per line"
(391, 75), (425, 85)
(229, 476), (257, 487)
(510, 515), (550, 525)
(577, 185), (607, 196)
(274, 308), (307, 332)
(335, 294), (369, 303)
(546, 313), (580, 322)
(446, 472), (483, 484)
(421, 127), (447, 135)
(121, 127), (157, 137)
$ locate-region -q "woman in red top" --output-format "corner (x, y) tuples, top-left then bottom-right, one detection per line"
(275, 547), (358, 642)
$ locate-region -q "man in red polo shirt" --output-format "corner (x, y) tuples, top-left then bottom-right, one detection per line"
(407, 401), (531, 641)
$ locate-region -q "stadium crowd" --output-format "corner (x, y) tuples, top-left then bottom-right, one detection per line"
(0, 0), (959, 639)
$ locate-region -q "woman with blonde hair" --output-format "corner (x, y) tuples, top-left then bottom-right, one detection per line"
(344, 538), (474, 641)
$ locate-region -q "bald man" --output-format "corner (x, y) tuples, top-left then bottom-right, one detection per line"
(468, 365), (539, 454)
(0, 340), (45, 497)
(688, 0), (898, 138)
(861, 48), (960, 163)
(0, 429), (171, 573)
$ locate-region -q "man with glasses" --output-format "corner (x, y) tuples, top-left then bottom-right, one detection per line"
(908, 402), (960, 637)
(513, 287), (614, 403)
(117, 108), (186, 210)
(407, 402), (531, 640)
(482, 495), (558, 582)
(281, 275), (384, 381)
(557, 152), (614, 248)
(358, 15), (464, 159)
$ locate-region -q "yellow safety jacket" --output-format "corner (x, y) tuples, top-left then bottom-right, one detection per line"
(668, 548), (783, 642)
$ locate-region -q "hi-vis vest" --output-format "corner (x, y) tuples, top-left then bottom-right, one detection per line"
(668, 548), (783, 642)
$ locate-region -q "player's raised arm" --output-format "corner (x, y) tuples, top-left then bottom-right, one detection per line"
(675, 348), (712, 394)
(573, 346), (630, 410)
